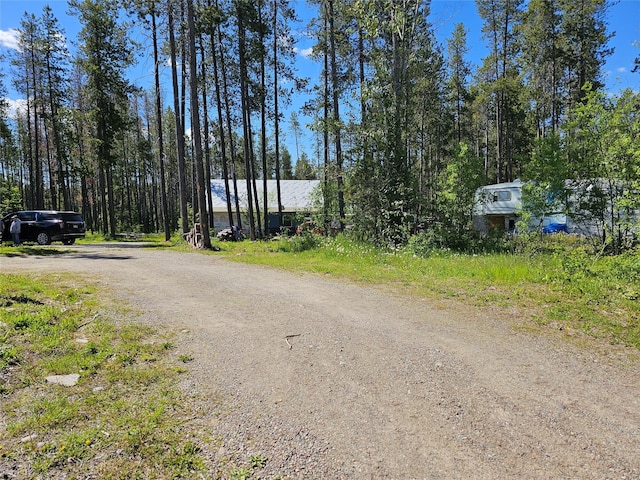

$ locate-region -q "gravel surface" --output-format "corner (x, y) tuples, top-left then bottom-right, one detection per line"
(3, 243), (640, 478)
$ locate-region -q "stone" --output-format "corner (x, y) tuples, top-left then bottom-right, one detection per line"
(45, 373), (80, 386)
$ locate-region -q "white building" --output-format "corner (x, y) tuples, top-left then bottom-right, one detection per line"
(209, 179), (321, 233)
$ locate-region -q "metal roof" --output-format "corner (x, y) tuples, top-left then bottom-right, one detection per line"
(209, 179), (321, 212)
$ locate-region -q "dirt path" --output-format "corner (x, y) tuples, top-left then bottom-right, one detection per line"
(3, 244), (640, 478)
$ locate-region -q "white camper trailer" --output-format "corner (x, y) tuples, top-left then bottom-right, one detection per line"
(472, 178), (639, 237)
(472, 179), (569, 234)
(472, 179), (524, 233)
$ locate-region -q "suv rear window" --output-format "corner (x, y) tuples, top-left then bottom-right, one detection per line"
(60, 213), (84, 222)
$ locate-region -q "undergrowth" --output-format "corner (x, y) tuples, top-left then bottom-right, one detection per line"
(0, 273), (207, 479)
(219, 233), (640, 350)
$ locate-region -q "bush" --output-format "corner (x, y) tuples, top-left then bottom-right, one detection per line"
(406, 230), (442, 257)
(276, 229), (321, 253)
(406, 225), (503, 257)
(608, 249), (640, 283)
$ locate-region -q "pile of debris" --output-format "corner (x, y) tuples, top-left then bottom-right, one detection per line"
(217, 225), (244, 242)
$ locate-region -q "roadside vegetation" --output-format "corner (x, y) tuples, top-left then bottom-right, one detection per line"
(212, 231), (640, 352)
(0, 272), (211, 478)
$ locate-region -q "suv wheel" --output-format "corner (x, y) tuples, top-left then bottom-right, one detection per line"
(36, 231), (51, 245)
(62, 238), (76, 245)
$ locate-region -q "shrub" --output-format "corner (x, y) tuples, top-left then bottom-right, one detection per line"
(276, 229), (321, 253)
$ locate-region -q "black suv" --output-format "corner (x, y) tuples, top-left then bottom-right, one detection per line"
(1, 210), (86, 245)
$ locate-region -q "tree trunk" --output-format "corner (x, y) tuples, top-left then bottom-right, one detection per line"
(328, 0), (345, 229)
(323, 9), (330, 233)
(168, 0), (189, 234)
(199, 36), (215, 229)
(237, 4), (256, 240)
(186, 0), (211, 248)
(152, 7), (171, 241)
(208, 7), (235, 229)
(273, 0), (283, 232)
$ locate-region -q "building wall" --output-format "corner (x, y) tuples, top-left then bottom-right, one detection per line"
(212, 211), (305, 234)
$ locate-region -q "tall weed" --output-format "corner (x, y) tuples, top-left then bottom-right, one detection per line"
(276, 229), (322, 252)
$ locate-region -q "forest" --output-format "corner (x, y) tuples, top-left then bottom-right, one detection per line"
(0, 0), (639, 251)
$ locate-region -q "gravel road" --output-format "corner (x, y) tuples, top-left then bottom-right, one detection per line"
(3, 243), (640, 479)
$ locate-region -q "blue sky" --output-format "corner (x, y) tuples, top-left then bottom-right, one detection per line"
(1, 0), (639, 158)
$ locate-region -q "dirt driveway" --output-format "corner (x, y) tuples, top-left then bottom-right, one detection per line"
(3, 243), (640, 478)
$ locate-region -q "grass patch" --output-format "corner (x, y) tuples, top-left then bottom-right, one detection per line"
(0, 244), (72, 257)
(0, 273), (208, 479)
(216, 234), (640, 350)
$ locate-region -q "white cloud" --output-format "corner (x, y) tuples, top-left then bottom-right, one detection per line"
(295, 47), (314, 59)
(0, 29), (19, 51)
(617, 67), (627, 73)
(3, 98), (27, 119)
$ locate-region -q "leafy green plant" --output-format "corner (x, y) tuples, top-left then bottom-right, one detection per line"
(276, 229), (322, 253)
(0, 273), (208, 478)
(250, 454), (267, 468)
(179, 353), (194, 363)
(229, 467), (253, 479)
(0, 342), (20, 369)
(559, 246), (594, 280)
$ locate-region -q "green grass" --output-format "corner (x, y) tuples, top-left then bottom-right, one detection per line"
(0, 273), (208, 479)
(214, 234), (640, 351)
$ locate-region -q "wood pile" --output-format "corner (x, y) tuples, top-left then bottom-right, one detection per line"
(184, 223), (204, 249)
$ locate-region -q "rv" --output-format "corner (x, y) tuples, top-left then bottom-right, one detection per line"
(473, 178), (638, 238)
(472, 179), (568, 234)
(472, 179), (526, 233)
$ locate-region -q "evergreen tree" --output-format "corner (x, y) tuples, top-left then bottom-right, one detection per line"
(559, 0), (613, 108)
(476, 0), (529, 183)
(40, 6), (73, 211)
(70, 0), (135, 236)
(520, 0), (563, 136)
(186, 0), (211, 248)
(280, 147), (293, 179)
(352, 0), (435, 245)
(0, 63), (21, 212)
(446, 23), (472, 145)
(13, 13), (45, 208)
(289, 111), (303, 162)
(294, 152), (317, 180)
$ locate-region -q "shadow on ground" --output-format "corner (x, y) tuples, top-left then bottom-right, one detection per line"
(0, 246), (70, 257)
(0, 242), (162, 260)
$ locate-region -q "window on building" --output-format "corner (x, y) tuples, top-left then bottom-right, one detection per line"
(493, 191), (511, 202)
